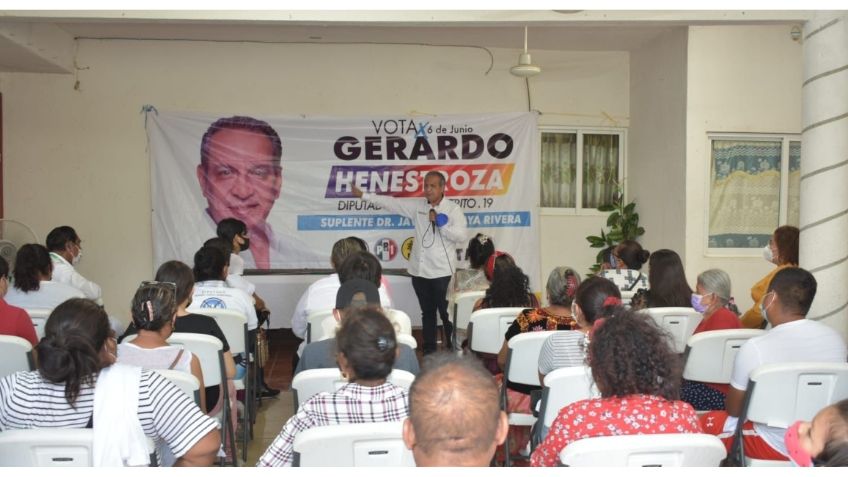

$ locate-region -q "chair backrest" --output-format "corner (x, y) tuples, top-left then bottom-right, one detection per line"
(642, 307), (703, 354)
(559, 433), (727, 467)
(682, 329), (765, 383)
(467, 307), (526, 354)
(742, 362), (848, 428)
(154, 369), (202, 406)
(166, 332), (225, 387)
(24, 308), (52, 341)
(195, 309), (248, 355)
(306, 309), (336, 343)
(383, 308), (412, 336)
(0, 335), (35, 378)
(0, 428), (94, 466)
(396, 333), (417, 350)
(504, 331), (558, 387)
(292, 368), (416, 410)
(292, 421), (414, 467)
(539, 366), (599, 430)
(452, 290), (486, 332)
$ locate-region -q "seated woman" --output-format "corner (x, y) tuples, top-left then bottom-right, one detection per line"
(473, 252), (539, 311)
(120, 261), (236, 413)
(493, 266), (581, 464)
(257, 306), (409, 467)
(600, 240), (650, 291)
(740, 225), (799, 329)
(785, 398), (848, 467)
(0, 298), (219, 466)
(118, 281), (207, 413)
(630, 249), (692, 310)
(447, 233), (495, 306)
(0, 256), (38, 347)
(680, 269), (742, 411)
(530, 307), (702, 467)
(4, 243), (84, 310)
(537, 276), (621, 380)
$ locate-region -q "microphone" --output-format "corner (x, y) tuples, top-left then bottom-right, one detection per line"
(429, 208), (436, 229)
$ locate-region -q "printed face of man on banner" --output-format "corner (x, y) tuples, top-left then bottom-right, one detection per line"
(196, 116), (283, 233)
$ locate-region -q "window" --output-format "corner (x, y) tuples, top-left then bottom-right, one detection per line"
(540, 128), (625, 213)
(707, 134), (801, 252)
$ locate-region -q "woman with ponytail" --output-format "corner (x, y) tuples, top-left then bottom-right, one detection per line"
(258, 306), (409, 467)
(531, 307), (702, 466)
(0, 298), (220, 466)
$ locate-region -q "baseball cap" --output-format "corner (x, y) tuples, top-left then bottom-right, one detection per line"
(335, 278), (381, 309)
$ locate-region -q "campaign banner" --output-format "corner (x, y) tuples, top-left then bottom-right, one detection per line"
(146, 111), (540, 288)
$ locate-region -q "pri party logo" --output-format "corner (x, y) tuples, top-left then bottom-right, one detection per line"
(373, 238), (398, 262)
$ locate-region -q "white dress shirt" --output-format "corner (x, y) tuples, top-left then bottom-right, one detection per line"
(5, 280), (86, 310)
(49, 252), (103, 305)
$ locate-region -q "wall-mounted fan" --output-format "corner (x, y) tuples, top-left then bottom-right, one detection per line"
(0, 219), (40, 268)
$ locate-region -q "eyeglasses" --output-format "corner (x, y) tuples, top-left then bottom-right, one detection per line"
(139, 280), (177, 292)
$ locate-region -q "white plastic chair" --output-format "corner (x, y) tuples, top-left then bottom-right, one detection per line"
(166, 332), (234, 466)
(682, 329), (765, 383)
(383, 308), (412, 336)
(559, 433), (727, 467)
(733, 362), (848, 467)
(196, 308), (253, 461)
(0, 335), (35, 378)
(292, 421), (414, 467)
(291, 368), (416, 411)
(154, 369), (201, 406)
(451, 290), (486, 349)
(306, 309), (336, 343)
(533, 366), (599, 450)
(24, 307), (52, 340)
(642, 307), (703, 354)
(501, 330), (557, 466)
(396, 333), (417, 350)
(467, 307), (526, 355)
(0, 429), (94, 466)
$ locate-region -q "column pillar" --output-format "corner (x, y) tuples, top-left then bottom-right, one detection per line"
(800, 11), (848, 340)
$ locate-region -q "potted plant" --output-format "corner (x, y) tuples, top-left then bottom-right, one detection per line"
(585, 186), (645, 274)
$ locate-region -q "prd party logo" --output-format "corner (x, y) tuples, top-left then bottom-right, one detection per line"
(373, 238), (398, 261)
(401, 237), (414, 260)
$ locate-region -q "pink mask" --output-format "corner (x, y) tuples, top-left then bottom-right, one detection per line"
(784, 421), (813, 467)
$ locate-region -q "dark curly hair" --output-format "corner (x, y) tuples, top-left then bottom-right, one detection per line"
(588, 307), (681, 401)
(480, 262), (536, 308)
(466, 234), (495, 270)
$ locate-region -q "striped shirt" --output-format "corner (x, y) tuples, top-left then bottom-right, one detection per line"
(257, 382), (409, 467)
(538, 330), (589, 375)
(0, 369), (218, 458)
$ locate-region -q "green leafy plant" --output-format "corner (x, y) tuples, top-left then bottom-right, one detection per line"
(585, 187), (645, 275)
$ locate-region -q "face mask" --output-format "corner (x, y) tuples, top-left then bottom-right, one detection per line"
(691, 294), (707, 313)
(784, 421), (814, 467)
(760, 292), (773, 323)
(762, 244), (774, 263)
(240, 236), (250, 251)
(72, 248), (82, 266)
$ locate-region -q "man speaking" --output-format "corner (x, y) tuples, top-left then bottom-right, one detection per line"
(354, 170), (469, 354)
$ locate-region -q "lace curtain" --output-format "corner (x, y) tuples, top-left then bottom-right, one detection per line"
(583, 134), (620, 208)
(541, 132), (619, 209)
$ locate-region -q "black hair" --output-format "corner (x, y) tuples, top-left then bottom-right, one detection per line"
(331, 237), (368, 273)
(647, 249), (693, 308)
(817, 399), (848, 466)
(200, 116), (282, 167)
(45, 226), (79, 253)
(13, 243), (52, 292)
(336, 307), (397, 381)
(466, 234), (495, 270)
(481, 262), (535, 308)
(0, 255), (8, 279)
(155, 260), (195, 306)
(338, 251), (382, 287)
(203, 237), (233, 259)
(575, 276), (622, 325)
(130, 283), (177, 332)
(588, 308), (680, 400)
(616, 240), (650, 270)
(216, 218), (247, 244)
(768, 267), (817, 316)
(193, 245), (228, 282)
(38, 298), (110, 405)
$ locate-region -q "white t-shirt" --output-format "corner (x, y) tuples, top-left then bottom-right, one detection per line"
(118, 342), (194, 374)
(188, 280), (259, 330)
(728, 318), (847, 455)
(5, 280), (86, 310)
(291, 273), (393, 355)
(226, 253), (256, 296)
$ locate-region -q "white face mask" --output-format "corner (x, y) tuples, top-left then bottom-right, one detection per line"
(762, 244), (773, 263)
(72, 248), (82, 266)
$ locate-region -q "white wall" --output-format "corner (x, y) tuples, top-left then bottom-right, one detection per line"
(629, 27), (688, 261)
(1, 39), (628, 326)
(685, 25), (803, 314)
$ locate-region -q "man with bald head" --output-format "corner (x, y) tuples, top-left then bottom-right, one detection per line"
(403, 353), (508, 466)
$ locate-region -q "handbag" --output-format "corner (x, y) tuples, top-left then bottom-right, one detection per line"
(255, 328), (270, 368)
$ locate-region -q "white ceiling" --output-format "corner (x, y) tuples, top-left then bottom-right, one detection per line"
(0, 10), (809, 73)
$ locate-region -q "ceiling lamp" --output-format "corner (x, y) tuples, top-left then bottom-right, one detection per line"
(510, 26), (541, 78)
